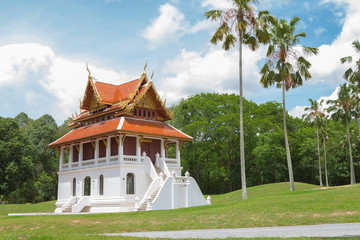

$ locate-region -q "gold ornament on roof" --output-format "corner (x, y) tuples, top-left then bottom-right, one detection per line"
(86, 62), (92, 80)
(143, 58), (147, 73)
(150, 70), (154, 81)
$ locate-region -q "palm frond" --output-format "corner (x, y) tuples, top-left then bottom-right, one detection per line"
(340, 56), (353, 64)
(303, 46), (319, 56)
(290, 16), (301, 27)
(223, 34), (237, 50)
(343, 67), (354, 80)
(204, 10), (224, 21)
(352, 39), (360, 53)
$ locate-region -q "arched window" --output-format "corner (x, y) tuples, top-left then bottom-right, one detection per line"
(126, 173), (134, 194)
(99, 175), (104, 196)
(84, 176), (91, 196)
(72, 178), (76, 197)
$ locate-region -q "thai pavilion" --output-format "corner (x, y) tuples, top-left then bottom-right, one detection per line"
(49, 66), (208, 213)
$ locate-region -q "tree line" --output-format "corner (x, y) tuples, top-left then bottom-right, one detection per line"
(170, 92), (360, 195)
(0, 113), (69, 203)
(1, 92), (359, 203)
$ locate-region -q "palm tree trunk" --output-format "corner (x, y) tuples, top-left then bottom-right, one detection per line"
(346, 118), (356, 184)
(357, 118), (360, 139)
(282, 79), (295, 191)
(323, 136), (329, 187)
(316, 125), (323, 186)
(239, 30), (247, 199)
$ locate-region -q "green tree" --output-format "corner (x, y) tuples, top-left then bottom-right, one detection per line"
(327, 83), (357, 184)
(303, 99), (325, 186)
(340, 40), (360, 87)
(205, 0), (272, 199)
(260, 16), (319, 191)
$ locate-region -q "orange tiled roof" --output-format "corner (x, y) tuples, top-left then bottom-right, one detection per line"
(120, 118), (192, 140)
(49, 117), (192, 147)
(95, 79), (140, 103)
(49, 118), (121, 147)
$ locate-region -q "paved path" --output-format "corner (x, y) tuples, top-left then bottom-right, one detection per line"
(103, 223), (360, 238)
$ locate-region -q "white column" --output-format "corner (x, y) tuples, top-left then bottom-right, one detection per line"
(59, 147), (64, 172)
(161, 139), (166, 159)
(119, 135), (123, 162)
(136, 136), (141, 162)
(79, 143), (83, 166)
(95, 139), (99, 166)
(176, 141), (180, 163)
(185, 171), (189, 207)
(106, 137), (111, 164)
(69, 145), (73, 170)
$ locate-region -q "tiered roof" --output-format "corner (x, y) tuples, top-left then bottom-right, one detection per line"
(49, 67), (192, 148)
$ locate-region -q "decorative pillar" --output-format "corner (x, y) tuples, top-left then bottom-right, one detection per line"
(176, 141), (180, 164)
(171, 171), (176, 209)
(59, 147), (64, 172)
(95, 139), (99, 166)
(136, 136), (141, 162)
(160, 139), (166, 159)
(79, 143), (83, 166)
(69, 145), (73, 170)
(106, 137), (110, 164)
(185, 171), (189, 207)
(119, 135), (123, 162)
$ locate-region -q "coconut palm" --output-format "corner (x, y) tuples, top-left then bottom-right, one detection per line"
(259, 16), (319, 191)
(340, 40), (360, 87)
(327, 83), (356, 185)
(319, 115), (329, 187)
(205, 0), (273, 199)
(303, 99), (325, 186)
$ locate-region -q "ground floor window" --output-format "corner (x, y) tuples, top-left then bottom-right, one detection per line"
(99, 175), (104, 195)
(126, 173), (134, 194)
(72, 178), (76, 197)
(84, 176), (91, 196)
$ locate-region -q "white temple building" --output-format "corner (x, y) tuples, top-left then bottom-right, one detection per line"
(49, 67), (209, 213)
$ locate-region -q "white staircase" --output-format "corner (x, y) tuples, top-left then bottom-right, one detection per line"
(137, 186), (161, 211)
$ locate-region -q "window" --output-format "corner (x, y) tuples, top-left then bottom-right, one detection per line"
(126, 173), (134, 194)
(84, 176), (91, 196)
(96, 117), (99, 123)
(72, 178), (76, 197)
(148, 110), (151, 118)
(152, 111), (155, 119)
(134, 108), (137, 117)
(101, 116), (105, 121)
(107, 114), (111, 120)
(143, 109), (146, 118)
(91, 119), (94, 124)
(99, 175), (104, 196)
(113, 113), (116, 118)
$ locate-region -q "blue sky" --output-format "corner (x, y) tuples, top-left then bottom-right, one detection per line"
(0, 0), (359, 124)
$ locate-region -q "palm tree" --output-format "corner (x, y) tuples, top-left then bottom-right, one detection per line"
(327, 83), (356, 185)
(205, 1), (272, 199)
(340, 40), (360, 87)
(303, 99), (325, 186)
(349, 85), (360, 139)
(259, 17), (319, 191)
(319, 115), (329, 187)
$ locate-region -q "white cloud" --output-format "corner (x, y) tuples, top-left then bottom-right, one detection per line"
(157, 45), (266, 104)
(25, 91), (38, 105)
(314, 27), (326, 36)
(289, 86), (340, 119)
(0, 43), (131, 123)
(0, 43), (54, 87)
(289, 105), (307, 119)
(142, 3), (187, 49)
(201, 0), (233, 9)
(189, 20), (217, 34)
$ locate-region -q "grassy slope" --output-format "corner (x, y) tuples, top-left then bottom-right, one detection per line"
(1, 182), (360, 239)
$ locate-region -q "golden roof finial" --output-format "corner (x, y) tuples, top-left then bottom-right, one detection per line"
(143, 58), (147, 74)
(150, 70), (154, 81)
(86, 62), (92, 80)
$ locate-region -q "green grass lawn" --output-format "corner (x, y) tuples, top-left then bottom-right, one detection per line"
(1, 182), (360, 240)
